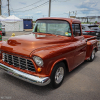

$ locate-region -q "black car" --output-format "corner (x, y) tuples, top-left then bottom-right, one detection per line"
(81, 24), (100, 39)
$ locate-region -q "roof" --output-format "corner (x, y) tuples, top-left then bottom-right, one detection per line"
(0, 16), (5, 21)
(5, 15), (22, 22)
(6, 15), (21, 20)
(37, 17), (81, 24)
(0, 15), (7, 18)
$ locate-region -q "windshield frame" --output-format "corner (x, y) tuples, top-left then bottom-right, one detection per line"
(33, 19), (72, 37)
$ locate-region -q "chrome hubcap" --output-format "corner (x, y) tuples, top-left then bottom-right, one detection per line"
(55, 67), (64, 84)
(92, 50), (95, 59)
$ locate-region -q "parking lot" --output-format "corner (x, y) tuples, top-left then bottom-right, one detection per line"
(2, 30), (32, 41)
(0, 31), (100, 100)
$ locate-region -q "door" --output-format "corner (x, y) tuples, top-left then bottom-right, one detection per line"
(24, 20), (32, 29)
(72, 24), (87, 68)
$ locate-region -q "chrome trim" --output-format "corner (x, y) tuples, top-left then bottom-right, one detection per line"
(2, 53), (36, 72)
(18, 57), (20, 67)
(12, 55), (14, 64)
(0, 63), (50, 86)
(7, 54), (8, 62)
(26, 59), (28, 69)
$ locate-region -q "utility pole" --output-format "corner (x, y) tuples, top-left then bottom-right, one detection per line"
(0, 0), (1, 15)
(7, 0), (10, 16)
(69, 11), (70, 18)
(48, 0), (51, 17)
(87, 17), (88, 23)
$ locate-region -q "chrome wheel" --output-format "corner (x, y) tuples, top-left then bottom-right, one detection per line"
(55, 67), (64, 84)
(88, 49), (96, 62)
(50, 62), (65, 88)
(92, 50), (95, 60)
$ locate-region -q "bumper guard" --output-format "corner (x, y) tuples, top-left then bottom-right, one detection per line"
(0, 63), (50, 86)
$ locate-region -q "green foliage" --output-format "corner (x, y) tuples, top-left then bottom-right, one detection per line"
(95, 21), (97, 23)
(33, 21), (36, 23)
(81, 22), (94, 24)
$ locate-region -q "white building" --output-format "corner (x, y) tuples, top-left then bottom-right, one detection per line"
(2, 15), (23, 31)
(76, 16), (100, 23)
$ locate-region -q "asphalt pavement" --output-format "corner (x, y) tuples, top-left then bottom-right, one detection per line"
(2, 31), (32, 41)
(0, 31), (100, 100)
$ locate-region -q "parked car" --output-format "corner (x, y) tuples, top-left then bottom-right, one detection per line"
(0, 23), (6, 36)
(0, 18), (98, 88)
(2, 25), (6, 36)
(81, 24), (100, 39)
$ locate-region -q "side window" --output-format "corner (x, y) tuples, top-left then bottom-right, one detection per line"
(35, 23), (46, 33)
(72, 24), (81, 36)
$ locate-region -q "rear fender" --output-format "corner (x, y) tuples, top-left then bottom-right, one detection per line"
(86, 39), (97, 59)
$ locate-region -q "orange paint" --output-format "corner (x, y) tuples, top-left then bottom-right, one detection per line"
(0, 18), (98, 78)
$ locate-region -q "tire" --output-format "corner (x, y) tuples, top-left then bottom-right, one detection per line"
(2, 33), (4, 36)
(2, 33), (5, 36)
(89, 49), (95, 62)
(50, 62), (66, 88)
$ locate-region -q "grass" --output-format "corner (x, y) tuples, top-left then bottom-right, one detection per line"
(81, 22), (94, 24)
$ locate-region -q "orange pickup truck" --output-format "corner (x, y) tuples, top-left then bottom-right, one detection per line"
(0, 18), (98, 88)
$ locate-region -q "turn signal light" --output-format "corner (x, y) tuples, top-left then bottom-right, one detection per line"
(37, 68), (42, 72)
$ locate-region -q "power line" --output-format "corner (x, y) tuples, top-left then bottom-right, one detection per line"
(12, 0), (43, 10)
(11, 1), (49, 12)
(3, 10), (8, 16)
(54, 0), (70, 2)
(10, 3), (15, 14)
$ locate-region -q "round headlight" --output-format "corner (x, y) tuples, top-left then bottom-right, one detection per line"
(33, 56), (43, 67)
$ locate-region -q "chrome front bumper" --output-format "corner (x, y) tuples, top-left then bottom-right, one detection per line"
(0, 63), (50, 86)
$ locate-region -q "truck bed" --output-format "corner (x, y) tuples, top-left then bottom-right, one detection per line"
(83, 35), (97, 40)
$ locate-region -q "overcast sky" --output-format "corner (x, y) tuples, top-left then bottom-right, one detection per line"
(1, 0), (100, 20)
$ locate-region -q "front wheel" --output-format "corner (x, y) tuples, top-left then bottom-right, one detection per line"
(50, 62), (66, 88)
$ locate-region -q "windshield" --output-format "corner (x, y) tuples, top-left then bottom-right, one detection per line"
(33, 20), (71, 36)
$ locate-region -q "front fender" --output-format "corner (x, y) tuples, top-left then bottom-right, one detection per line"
(30, 43), (75, 76)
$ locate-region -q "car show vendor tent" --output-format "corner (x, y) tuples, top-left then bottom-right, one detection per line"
(0, 16), (5, 21)
(2, 15), (23, 31)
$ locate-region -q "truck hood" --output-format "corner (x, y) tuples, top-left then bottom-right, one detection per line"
(1, 33), (72, 57)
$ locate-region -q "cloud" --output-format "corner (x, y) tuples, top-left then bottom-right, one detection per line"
(19, 2), (26, 5)
(36, 11), (42, 14)
(84, 0), (90, 3)
(25, 14), (32, 16)
(77, 0), (98, 10)
(76, 0), (99, 15)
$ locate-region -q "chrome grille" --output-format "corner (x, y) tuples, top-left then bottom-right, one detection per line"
(2, 53), (36, 72)
(13, 56), (19, 67)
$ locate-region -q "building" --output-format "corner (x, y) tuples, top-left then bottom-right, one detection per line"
(76, 16), (100, 23)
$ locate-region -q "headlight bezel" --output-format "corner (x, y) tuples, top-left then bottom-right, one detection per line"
(33, 56), (44, 67)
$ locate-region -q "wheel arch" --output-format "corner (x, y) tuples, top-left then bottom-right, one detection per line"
(50, 58), (69, 76)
